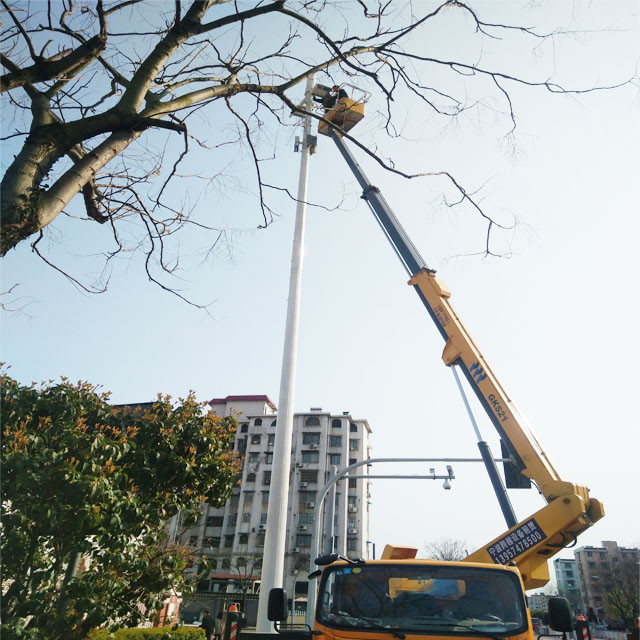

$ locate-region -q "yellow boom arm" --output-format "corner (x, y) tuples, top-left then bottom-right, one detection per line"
(324, 116), (604, 589)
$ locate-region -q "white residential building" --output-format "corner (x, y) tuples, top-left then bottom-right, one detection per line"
(179, 395), (373, 624)
(553, 557), (583, 614)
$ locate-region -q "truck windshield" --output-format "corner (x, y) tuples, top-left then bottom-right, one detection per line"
(317, 564), (528, 637)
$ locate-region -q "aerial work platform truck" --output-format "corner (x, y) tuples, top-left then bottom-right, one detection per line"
(263, 85), (603, 640)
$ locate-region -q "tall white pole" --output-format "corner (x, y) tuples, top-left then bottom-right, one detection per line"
(255, 75), (315, 633)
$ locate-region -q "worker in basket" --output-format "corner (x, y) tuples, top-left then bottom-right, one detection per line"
(322, 84), (348, 111)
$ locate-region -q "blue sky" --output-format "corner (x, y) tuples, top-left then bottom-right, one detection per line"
(2, 1), (639, 579)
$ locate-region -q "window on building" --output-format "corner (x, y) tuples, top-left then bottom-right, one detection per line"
(299, 513), (314, 525)
(349, 439), (359, 451)
(348, 478), (357, 488)
(256, 533), (265, 547)
(207, 516), (224, 527)
(347, 537), (357, 552)
(348, 518), (356, 529)
(224, 534), (234, 548)
(599, 552), (606, 559)
(210, 559), (217, 569)
(260, 512), (268, 524)
(265, 451), (274, 464)
(243, 492), (254, 504)
(227, 514), (237, 527)
(222, 558), (231, 569)
(211, 537), (221, 548)
(302, 432), (321, 445)
(203, 536), (215, 547)
(251, 435), (261, 444)
(271, 419), (277, 427)
(296, 534), (312, 547)
(350, 423), (357, 433)
(246, 473), (256, 482)
(588, 562), (596, 569)
(242, 512), (251, 523)
(349, 458), (356, 466)
(268, 433), (275, 445)
(329, 453), (341, 466)
(302, 451), (319, 463)
(300, 470), (318, 484)
(188, 535), (198, 546)
(262, 491), (270, 505)
(587, 551), (593, 558)
(305, 416), (320, 426)
(331, 419), (342, 428)
(299, 491), (317, 504)
(197, 580), (211, 593)
(240, 423), (249, 433)
(248, 452), (259, 463)
(567, 580), (575, 587)
(329, 435), (342, 448)
(263, 471), (271, 485)
(254, 418), (263, 426)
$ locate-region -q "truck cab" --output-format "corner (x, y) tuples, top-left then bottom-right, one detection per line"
(268, 556), (572, 640)
(316, 559), (530, 640)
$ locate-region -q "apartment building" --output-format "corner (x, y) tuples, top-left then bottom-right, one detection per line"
(179, 395), (373, 623)
(574, 541), (639, 622)
(553, 557), (583, 614)
(527, 593), (550, 612)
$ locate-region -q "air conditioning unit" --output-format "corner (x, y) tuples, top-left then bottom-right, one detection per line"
(258, 524), (266, 531)
(300, 482), (308, 488)
(309, 443), (318, 449)
(298, 525), (308, 531)
(348, 527), (357, 534)
(306, 502), (315, 509)
(291, 547), (300, 554)
(348, 505), (357, 513)
(295, 462), (303, 468)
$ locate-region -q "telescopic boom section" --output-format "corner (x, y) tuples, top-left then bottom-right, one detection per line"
(327, 127), (603, 589)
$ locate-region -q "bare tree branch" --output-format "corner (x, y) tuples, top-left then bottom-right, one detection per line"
(0, 0), (633, 302)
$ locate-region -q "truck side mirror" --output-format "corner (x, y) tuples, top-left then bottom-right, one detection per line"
(548, 597), (573, 632)
(268, 588), (289, 622)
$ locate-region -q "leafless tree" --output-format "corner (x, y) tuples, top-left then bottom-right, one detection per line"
(1, 1), (631, 300)
(602, 552), (639, 628)
(424, 537), (468, 561)
(229, 553), (262, 610)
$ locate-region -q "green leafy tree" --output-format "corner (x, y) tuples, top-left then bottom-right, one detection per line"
(1, 371), (240, 640)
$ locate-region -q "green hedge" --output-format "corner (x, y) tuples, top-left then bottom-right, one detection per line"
(89, 626), (204, 639)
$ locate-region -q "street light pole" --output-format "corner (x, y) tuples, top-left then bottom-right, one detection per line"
(255, 75), (315, 633)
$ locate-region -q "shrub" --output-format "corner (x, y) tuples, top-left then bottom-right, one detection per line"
(89, 626), (205, 639)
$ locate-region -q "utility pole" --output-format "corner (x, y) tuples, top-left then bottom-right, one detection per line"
(255, 75), (315, 632)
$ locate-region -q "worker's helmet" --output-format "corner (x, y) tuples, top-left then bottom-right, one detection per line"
(228, 604), (238, 612)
